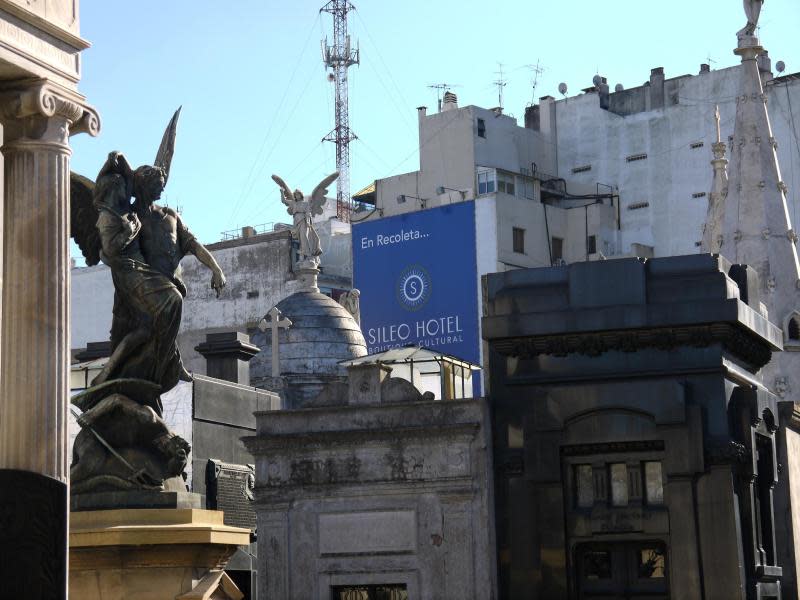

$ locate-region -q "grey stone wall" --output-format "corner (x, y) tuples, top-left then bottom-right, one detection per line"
(244, 398), (497, 599)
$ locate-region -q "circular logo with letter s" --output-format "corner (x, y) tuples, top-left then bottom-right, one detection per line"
(396, 264), (431, 311)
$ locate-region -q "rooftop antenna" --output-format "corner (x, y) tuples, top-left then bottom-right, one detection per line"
(321, 0), (360, 222)
(706, 52), (717, 67)
(523, 59), (545, 105)
(494, 62), (508, 111)
(428, 83), (461, 112)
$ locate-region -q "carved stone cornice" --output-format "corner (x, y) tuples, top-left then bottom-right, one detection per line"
(561, 440), (665, 457)
(0, 78), (99, 146)
(243, 422), (480, 454)
(492, 323), (772, 368)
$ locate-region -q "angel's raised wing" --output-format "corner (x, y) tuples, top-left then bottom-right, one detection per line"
(154, 107), (181, 185)
(271, 174), (294, 216)
(70, 172), (101, 266)
(310, 172), (339, 216)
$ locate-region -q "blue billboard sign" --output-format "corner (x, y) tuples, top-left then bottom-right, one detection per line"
(352, 201), (480, 368)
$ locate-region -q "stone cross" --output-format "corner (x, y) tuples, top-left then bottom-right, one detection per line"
(259, 307), (292, 378)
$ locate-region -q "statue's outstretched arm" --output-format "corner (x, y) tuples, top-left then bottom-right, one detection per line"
(188, 239), (226, 298)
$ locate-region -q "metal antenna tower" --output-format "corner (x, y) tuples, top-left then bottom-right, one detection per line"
(493, 63), (508, 111)
(321, 0), (359, 221)
(523, 60), (544, 105)
(428, 83), (461, 112)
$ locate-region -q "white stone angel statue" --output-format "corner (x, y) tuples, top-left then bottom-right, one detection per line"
(271, 172), (339, 266)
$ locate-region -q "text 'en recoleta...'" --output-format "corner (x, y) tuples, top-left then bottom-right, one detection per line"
(360, 228), (429, 249)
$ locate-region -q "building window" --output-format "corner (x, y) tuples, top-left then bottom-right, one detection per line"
(789, 316), (800, 341)
(572, 164), (592, 174)
(521, 177), (535, 200)
(626, 152), (648, 162)
(551, 237), (564, 261)
(477, 170), (496, 195)
(644, 461), (664, 505)
(690, 141), (705, 149)
(587, 235), (597, 255)
(610, 463), (628, 506)
(575, 464), (594, 508)
(627, 201), (650, 210)
(512, 227), (525, 254)
(498, 172), (515, 196)
(692, 192), (707, 198)
(581, 548), (612, 580)
(638, 545), (667, 579)
(477, 118), (486, 138)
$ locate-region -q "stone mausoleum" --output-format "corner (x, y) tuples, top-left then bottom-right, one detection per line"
(483, 255), (784, 599)
(244, 269), (496, 599)
(246, 251), (793, 599)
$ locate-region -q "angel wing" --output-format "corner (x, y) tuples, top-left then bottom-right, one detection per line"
(271, 174), (294, 216)
(310, 171), (339, 216)
(70, 172), (102, 266)
(154, 106), (181, 185)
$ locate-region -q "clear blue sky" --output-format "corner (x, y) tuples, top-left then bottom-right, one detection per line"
(70, 0), (800, 258)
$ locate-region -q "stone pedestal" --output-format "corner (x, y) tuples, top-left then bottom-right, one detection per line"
(294, 262), (320, 292)
(195, 331), (260, 384)
(69, 508), (250, 600)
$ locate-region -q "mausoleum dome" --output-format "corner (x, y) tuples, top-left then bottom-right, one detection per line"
(250, 289), (366, 408)
(274, 290), (366, 375)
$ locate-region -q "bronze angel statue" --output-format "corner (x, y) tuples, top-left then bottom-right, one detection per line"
(68, 108), (226, 494)
(271, 171), (339, 265)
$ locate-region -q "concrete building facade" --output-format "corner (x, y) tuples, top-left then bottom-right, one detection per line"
(355, 60), (800, 271)
(547, 58), (800, 259)
(359, 95), (618, 273)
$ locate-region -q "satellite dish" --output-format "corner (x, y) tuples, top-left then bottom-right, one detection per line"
(558, 82), (568, 95)
(592, 74), (602, 87)
(776, 60), (786, 73)
(615, 83), (624, 92)
(327, 72), (335, 82)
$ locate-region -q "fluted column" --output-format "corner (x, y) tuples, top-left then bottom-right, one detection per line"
(0, 81), (98, 478)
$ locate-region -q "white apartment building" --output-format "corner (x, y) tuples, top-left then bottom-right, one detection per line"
(354, 92), (618, 275)
(354, 58), (800, 270)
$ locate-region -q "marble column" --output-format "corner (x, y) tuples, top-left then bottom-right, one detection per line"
(0, 80), (98, 598)
(0, 80), (98, 476)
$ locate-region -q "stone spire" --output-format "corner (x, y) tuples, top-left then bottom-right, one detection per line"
(717, 16), (800, 308)
(703, 0), (800, 415)
(702, 105), (729, 253)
